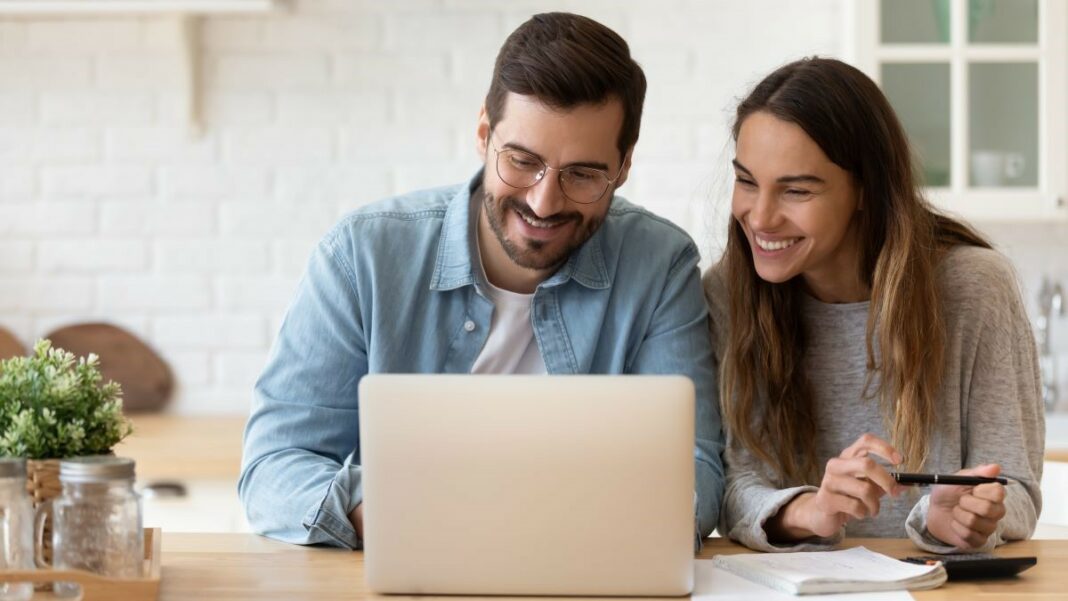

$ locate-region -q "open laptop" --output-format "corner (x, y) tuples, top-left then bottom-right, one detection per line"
(358, 374), (696, 596)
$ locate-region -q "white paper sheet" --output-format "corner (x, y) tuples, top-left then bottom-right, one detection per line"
(715, 546), (939, 585)
(692, 560), (915, 601)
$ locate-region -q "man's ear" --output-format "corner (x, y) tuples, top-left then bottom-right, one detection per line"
(613, 150), (634, 189)
(476, 104), (490, 157)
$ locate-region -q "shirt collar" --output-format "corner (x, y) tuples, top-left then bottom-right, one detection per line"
(429, 169), (610, 292)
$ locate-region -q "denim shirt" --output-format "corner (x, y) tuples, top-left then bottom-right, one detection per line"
(239, 171), (725, 549)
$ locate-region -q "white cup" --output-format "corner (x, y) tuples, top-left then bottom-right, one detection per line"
(971, 150), (1027, 187)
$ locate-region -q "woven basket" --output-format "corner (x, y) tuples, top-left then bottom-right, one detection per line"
(26, 459), (62, 569)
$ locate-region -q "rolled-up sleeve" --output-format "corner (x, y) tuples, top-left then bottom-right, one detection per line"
(239, 233), (368, 549)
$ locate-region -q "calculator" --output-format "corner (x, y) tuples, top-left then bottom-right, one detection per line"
(902, 554), (1037, 580)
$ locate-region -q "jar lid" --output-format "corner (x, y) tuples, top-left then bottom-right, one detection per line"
(59, 456), (136, 482)
(0, 457), (26, 478)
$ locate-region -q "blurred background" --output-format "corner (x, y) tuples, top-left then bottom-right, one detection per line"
(0, 0), (1065, 534)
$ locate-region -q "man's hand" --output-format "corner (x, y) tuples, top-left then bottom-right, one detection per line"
(348, 503), (364, 539)
(927, 464), (1007, 549)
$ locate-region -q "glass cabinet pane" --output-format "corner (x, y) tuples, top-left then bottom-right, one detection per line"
(969, 62), (1038, 187)
(882, 63), (952, 186)
(881, 0), (951, 44)
(968, 0), (1038, 43)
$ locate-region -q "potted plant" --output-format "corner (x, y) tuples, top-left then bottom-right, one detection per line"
(0, 339), (133, 560)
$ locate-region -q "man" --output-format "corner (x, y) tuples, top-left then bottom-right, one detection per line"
(239, 12), (723, 548)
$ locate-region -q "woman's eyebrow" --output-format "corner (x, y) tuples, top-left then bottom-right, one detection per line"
(778, 174), (825, 185)
(732, 159), (825, 185)
(731, 159), (753, 176)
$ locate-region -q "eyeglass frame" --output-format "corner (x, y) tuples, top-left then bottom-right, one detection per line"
(487, 134), (627, 205)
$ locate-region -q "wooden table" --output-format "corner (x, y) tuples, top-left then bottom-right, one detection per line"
(154, 533), (1067, 600)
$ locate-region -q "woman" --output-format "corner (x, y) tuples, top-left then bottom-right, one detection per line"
(705, 57), (1044, 553)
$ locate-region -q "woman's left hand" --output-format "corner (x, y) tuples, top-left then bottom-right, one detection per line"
(926, 463), (1007, 549)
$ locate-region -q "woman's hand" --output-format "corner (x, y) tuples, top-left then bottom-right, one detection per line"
(926, 464), (1007, 550)
(768, 433), (905, 541)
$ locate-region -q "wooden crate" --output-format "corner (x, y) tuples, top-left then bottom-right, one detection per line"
(0, 528), (161, 600)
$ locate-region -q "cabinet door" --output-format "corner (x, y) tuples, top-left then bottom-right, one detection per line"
(968, 61), (1038, 188)
(855, 0), (1066, 221)
(967, 2), (1040, 191)
(882, 62), (952, 187)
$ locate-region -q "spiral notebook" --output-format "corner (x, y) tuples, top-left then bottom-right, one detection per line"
(711, 546), (947, 595)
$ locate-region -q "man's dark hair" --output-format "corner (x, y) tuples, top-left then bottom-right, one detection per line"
(485, 12), (647, 161)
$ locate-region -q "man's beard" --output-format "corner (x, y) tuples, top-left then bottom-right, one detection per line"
(481, 189), (604, 271)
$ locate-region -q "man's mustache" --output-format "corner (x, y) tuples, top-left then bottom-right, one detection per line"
(501, 196), (581, 226)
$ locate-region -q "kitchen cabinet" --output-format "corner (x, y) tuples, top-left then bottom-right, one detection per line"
(1039, 411), (1068, 536)
(852, 0), (1067, 221)
(143, 479), (248, 533)
(1040, 460), (1068, 529)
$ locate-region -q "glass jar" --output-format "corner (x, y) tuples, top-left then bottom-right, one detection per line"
(36, 456), (143, 595)
(0, 458), (33, 601)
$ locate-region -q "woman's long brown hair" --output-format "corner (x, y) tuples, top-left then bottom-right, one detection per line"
(721, 58), (991, 485)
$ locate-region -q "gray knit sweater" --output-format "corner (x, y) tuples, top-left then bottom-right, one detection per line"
(703, 245), (1044, 553)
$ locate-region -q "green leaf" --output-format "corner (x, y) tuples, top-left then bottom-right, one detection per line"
(0, 338), (132, 459)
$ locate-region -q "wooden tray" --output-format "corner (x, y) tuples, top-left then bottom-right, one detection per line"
(0, 527), (161, 600)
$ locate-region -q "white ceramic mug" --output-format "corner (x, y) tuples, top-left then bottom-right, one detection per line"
(972, 150), (1027, 186)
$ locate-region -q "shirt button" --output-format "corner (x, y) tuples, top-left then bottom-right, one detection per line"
(463, 320), (476, 332)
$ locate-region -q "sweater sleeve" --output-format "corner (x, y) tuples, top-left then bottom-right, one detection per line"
(906, 249), (1045, 553)
(721, 442), (839, 552)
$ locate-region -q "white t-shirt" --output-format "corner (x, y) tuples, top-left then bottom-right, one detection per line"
(470, 213), (547, 375)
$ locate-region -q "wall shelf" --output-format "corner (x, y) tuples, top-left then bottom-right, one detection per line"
(0, 0), (275, 14)
(0, 0), (281, 136)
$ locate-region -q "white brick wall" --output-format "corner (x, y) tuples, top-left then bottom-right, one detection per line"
(38, 239), (147, 273)
(0, 0), (1064, 415)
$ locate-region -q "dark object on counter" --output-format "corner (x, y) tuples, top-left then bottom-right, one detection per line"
(44, 323), (173, 413)
(140, 480), (188, 499)
(0, 326), (26, 360)
(903, 554), (1037, 580)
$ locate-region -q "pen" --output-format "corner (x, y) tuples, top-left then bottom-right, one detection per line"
(891, 472), (1009, 486)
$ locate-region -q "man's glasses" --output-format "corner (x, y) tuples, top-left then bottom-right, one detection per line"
(489, 137), (623, 205)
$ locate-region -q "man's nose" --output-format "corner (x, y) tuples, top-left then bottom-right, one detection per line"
(524, 169), (568, 218)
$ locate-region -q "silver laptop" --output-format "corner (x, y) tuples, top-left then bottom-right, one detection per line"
(359, 374), (695, 596)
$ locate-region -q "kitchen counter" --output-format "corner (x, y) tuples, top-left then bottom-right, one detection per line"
(108, 415), (1068, 534)
(149, 533), (1066, 600)
(113, 415), (249, 533)
(1045, 412), (1068, 463)
(111, 413), (1068, 471)
(114, 415), (246, 480)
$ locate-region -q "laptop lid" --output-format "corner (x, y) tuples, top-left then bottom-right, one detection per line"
(359, 374), (695, 596)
